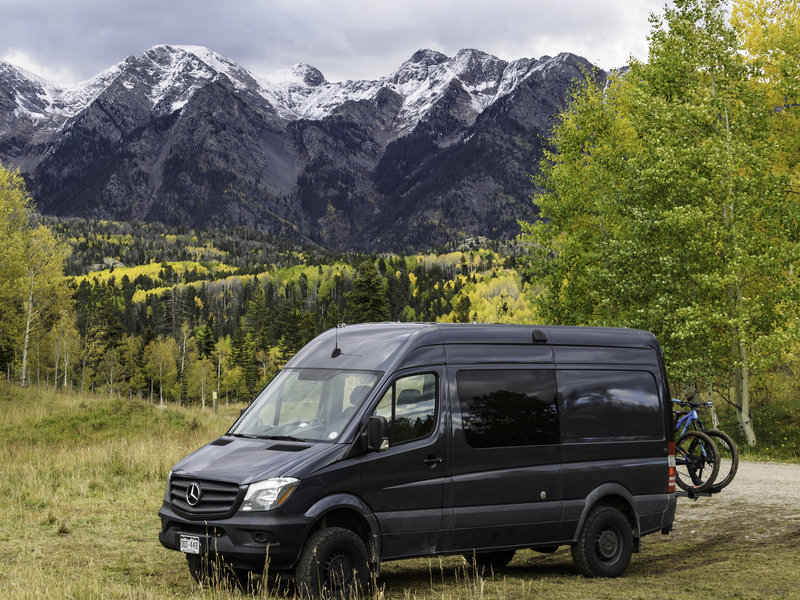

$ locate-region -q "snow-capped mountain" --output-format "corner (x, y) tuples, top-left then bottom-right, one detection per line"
(0, 45), (604, 252)
(0, 57), (128, 122)
(255, 47), (541, 133)
(4, 45), (550, 132)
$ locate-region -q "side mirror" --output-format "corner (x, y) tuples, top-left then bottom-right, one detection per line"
(363, 415), (389, 452)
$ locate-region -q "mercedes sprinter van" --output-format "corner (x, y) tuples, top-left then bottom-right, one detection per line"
(159, 323), (677, 596)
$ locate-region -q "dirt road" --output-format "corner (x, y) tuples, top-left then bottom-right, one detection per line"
(674, 460), (800, 539)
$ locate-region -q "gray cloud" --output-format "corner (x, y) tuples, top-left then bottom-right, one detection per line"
(1, 0), (665, 84)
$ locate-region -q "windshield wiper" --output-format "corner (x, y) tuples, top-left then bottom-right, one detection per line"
(229, 433), (309, 442)
(262, 435), (308, 442)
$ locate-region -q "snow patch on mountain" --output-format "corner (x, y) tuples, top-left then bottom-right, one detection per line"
(140, 45), (263, 113)
(50, 60), (130, 115)
(2, 45), (565, 134)
(0, 57), (128, 120)
(253, 48), (542, 132)
(1, 59), (60, 118)
(174, 45), (246, 82)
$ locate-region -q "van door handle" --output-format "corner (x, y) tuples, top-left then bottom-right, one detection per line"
(423, 455), (443, 467)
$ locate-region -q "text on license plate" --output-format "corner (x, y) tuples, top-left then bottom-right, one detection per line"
(180, 535), (200, 554)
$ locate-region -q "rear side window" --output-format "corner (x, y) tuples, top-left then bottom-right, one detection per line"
(558, 370), (662, 440)
(457, 369), (559, 448)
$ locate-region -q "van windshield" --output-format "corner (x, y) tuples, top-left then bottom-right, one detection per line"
(229, 368), (381, 442)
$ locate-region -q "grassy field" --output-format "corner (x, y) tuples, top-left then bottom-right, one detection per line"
(1, 383), (799, 599)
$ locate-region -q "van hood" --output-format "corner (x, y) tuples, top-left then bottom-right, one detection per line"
(170, 436), (345, 485)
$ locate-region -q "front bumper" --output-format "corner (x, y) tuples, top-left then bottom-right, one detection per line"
(158, 501), (313, 571)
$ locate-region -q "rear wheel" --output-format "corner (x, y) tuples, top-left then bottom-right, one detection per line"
(463, 549), (516, 570)
(675, 430), (719, 493)
(571, 506), (633, 578)
(295, 527), (370, 599)
(705, 429), (738, 492)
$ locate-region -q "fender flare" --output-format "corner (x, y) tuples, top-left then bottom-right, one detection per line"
(572, 483), (641, 546)
(304, 493), (382, 566)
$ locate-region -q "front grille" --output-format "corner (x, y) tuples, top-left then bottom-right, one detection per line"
(170, 477), (243, 518)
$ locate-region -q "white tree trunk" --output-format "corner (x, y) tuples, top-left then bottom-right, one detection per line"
(217, 351), (222, 397)
(53, 345), (60, 390)
(19, 283), (34, 387)
(63, 349), (69, 389)
(735, 339), (757, 446)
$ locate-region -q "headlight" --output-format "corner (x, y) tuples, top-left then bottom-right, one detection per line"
(164, 470), (172, 502)
(239, 477), (299, 512)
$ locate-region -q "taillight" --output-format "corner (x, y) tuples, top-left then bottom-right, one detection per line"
(667, 441), (677, 493)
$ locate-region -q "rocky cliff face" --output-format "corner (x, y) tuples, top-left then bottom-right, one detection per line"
(0, 45), (603, 252)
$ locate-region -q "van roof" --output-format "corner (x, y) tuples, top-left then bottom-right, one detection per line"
(286, 323), (659, 373)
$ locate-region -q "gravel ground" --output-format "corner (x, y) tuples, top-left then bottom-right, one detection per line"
(674, 460), (800, 538)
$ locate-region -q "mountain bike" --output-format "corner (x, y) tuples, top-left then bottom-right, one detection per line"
(673, 398), (738, 493)
(673, 407), (719, 493)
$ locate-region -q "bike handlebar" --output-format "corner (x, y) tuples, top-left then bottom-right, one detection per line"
(671, 398), (714, 408)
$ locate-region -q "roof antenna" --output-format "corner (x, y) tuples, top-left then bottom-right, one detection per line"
(331, 323), (345, 358)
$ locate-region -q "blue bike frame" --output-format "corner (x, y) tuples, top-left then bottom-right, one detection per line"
(675, 408), (700, 437)
(673, 400), (712, 462)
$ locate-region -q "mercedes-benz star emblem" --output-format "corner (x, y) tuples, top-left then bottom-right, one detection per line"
(186, 482), (202, 506)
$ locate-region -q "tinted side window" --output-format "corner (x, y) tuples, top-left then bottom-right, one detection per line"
(457, 369), (559, 448)
(558, 370), (662, 440)
(374, 373), (437, 446)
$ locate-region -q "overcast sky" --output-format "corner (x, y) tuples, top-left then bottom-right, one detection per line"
(2, 0), (667, 85)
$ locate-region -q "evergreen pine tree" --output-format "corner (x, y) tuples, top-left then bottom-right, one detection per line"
(345, 260), (391, 324)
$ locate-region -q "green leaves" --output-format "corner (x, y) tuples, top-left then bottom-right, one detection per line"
(520, 0), (800, 398)
(0, 162), (72, 384)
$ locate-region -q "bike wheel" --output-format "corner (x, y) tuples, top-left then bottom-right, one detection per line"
(705, 429), (738, 492)
(675, 431), (719, 493)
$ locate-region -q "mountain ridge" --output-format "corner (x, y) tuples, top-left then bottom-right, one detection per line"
(0, 45), (604, 252)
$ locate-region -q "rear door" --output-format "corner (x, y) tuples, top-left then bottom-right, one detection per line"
(442, 366), (563, 552)
(557, 366), (669, 539)
(360, 369), (448, 559)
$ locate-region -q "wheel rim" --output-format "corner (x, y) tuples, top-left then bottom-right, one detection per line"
(595, 526), (622, 563)
(324, 550), (354, 589)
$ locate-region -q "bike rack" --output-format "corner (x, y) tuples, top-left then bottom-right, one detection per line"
(676, 489), (717, 500)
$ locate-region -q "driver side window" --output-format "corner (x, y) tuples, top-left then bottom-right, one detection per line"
(374, 373), (437, 446)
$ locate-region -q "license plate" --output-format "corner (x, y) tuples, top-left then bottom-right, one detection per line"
(180, 535), (200, 554)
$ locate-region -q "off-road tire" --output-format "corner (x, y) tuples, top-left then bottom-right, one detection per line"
(571, 506), (633, 578)
(295, 527), (370, 599)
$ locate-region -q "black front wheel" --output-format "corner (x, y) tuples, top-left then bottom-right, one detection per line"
(295, 527), (370, 599)
(571, 506), (633, 578)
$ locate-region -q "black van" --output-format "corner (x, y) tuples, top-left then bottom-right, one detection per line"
(159, 323), (677, 595)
